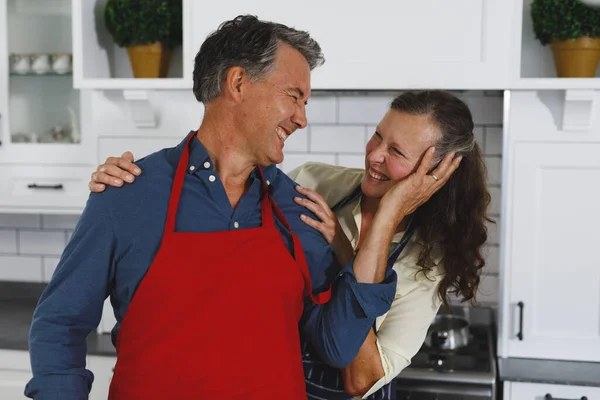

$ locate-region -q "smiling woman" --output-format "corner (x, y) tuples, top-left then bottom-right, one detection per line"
(287, 90), (491, 399)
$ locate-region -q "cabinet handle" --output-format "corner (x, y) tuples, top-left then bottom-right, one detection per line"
(545, 394), (588, 400)
(27, 183), (64, 190)
(517, 301), (524, 340)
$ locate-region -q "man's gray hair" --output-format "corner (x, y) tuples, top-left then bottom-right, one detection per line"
(193, 15), (325, 104)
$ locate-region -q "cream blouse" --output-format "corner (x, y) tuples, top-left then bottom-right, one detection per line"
(288, 162), (443, 398)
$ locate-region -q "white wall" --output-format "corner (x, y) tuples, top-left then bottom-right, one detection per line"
(0, 90), (503, 306)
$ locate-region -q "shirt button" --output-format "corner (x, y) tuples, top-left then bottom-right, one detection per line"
(208, 175), (216, 182)
(203, 161), (211, 169)
(266, 180), (271, 186)
(233, 222), (240, 229)
(189, 166), (195, 171)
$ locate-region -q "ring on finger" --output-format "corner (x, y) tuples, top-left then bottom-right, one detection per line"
(431, 174), (439, 181)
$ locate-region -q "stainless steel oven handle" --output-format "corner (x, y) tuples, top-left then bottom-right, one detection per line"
(545, 394), (588, 400)
(398, 382), (493, 397)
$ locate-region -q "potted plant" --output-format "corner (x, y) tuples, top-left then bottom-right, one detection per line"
(104, 0), (183, 78)
(531, 0), (600, 77)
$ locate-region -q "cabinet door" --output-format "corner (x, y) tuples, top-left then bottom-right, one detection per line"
(0, 350), (32, 400)
(503, 142), (600, 362)
(190, 0), (512, 90)
(0, 0), (93, 166)
(506, 381), (600, 400)
(0, 0), (8, 149)
(87, 355), (116, 400)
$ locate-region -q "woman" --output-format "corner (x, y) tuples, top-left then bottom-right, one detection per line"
(89, 90), (490, 399)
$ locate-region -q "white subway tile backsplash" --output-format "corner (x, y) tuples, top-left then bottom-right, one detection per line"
(486, 218), (500, 246)
(338, 96), (393, 124)
(310, 125), (366, 153)
(19, 230), (66, 256)
(486, 156), (502, 186)
(41, 215), (81, 230)
(474, 127), (485, 148)
(338, 155), (366, 169)
(483, 245), (500, 274)
(306, 96), (337, 124)
(489, 187), (501, 216)
(284, 128), (309, 152)
(0, 214), (41, 229)
(476, 274), (499, 305)
(43, 256), (60, 282)
(462, 95), (503, 125)
(279, 153), (337, 174)
(0, 230), (17, 254)
(0, 255), (42, 282)
(485, 127), (503, 155)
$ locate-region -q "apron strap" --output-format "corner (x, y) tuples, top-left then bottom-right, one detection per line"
(164, 131), (196, 235)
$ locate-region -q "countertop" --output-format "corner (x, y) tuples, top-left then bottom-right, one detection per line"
(499, 357), (600, 387)
(0, 282), (116, 357)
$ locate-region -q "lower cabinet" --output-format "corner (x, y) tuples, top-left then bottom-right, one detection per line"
(88, 355), (117, 400)
(0, 349), (116, 399)
(0, 349), (31, 400)
(504, 381), (600, 400)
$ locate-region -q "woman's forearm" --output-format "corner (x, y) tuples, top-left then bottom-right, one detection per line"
(341, 329), (385, 397)
(352, 212), (401, 283)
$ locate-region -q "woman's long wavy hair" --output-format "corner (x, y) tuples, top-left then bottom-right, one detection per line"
(391, 91), (493, 307)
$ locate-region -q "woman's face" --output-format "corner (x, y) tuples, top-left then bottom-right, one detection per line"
(361, 109), (441, 200)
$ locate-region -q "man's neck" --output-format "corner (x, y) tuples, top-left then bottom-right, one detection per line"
(195, 112), (257, 209)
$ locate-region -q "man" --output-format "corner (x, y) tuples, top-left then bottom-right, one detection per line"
(26, 15), (398, 399)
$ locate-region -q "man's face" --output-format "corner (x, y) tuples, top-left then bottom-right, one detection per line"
(238, 44), (311, 166)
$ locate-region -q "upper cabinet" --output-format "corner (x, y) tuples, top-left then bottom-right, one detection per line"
(187, 1), (514, 90)
(0, 0), (92, 214)
(0, 0), (93, 165)
(71, 0), (194, 90)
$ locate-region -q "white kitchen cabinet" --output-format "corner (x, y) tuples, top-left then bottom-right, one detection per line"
(504, 382), (600, 400)
(0, 349), (31, 400)
(87, 355), (116, 400)
(498, 91), (600, 362)
(0, 0), (94, 213)
(190, 0), (513, 90)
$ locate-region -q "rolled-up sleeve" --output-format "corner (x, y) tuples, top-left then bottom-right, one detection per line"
(25, 195), (116, 400)
(301, 255), (397, 368)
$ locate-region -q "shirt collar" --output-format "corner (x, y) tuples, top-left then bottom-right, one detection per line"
(175, 131), (278, 183)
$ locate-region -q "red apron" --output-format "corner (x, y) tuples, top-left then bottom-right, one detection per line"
(108, 133), (331, 399)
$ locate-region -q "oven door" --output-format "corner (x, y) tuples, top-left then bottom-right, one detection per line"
(396, 379), (494, 400)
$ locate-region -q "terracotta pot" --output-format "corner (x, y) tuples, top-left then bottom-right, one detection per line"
(550, 37), (600, 77)
(126, 42), (172, 78)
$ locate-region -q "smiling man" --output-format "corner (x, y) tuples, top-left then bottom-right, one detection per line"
(26, 15), (399, 400)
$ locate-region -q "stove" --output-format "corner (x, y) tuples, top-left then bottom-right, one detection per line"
(394, 307), (498, 400)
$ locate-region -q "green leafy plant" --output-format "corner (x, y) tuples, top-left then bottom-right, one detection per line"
(104, 0), (183, 49)
(531, 0), (600, 45)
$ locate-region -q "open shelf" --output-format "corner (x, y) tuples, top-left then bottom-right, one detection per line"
(72, 0), (193, 90)
(514, 0), (600, 89)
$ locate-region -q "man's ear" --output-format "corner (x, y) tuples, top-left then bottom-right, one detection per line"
(223, 66), (247, 102)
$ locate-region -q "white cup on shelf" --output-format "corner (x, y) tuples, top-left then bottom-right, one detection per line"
(31, 54), (51, 75)
(52, 53), (72, 74)
(10, 54), (31, 74)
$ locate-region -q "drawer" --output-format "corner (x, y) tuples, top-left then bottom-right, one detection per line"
(509, 382), (600, 400)
(0, 165), (92, 213)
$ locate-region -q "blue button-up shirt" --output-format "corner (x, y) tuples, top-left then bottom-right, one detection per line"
(26, 132), (397, 399)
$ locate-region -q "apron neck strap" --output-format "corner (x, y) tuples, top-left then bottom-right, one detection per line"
(164, 132), (196, 234)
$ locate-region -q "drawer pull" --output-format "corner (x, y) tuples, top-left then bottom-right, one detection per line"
(545, 394), (588, 400)
(27, 183), (64, 190)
